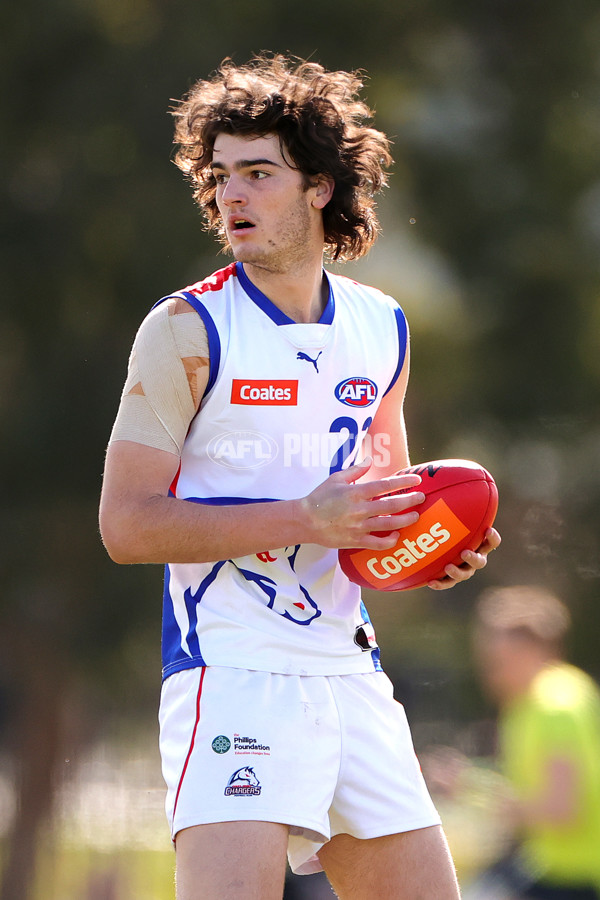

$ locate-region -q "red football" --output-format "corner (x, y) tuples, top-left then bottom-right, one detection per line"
(338, 459), (498, 591)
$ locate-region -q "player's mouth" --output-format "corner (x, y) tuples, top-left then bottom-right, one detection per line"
(229, 217), (256, 234)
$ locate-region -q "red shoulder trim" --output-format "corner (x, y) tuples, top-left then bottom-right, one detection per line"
(185, 263), (237, 296)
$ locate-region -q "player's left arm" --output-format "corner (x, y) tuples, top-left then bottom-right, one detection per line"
(363, 338), (501, 590)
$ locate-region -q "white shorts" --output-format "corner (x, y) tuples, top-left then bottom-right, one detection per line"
(159, 666), (440, 875)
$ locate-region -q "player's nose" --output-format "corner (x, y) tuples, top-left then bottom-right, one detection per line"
(221, 173), (247, 206)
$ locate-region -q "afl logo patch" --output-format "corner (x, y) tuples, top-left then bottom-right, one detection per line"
(207, 430), (278, 469)
(335, 377), (378, 407)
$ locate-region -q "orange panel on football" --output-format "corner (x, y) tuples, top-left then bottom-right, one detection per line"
(350, 499), (471, 586)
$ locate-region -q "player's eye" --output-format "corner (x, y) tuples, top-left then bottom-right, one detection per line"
(214, 172), (229, 184)
(249, 170), (269, 180)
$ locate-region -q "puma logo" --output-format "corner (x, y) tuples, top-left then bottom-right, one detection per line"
(297, 351), (322, 373)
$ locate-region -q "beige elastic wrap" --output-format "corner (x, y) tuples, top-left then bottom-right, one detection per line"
(109, 298), (209, 456)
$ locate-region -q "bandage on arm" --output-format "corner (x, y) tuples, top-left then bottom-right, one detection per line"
(109, 297), (209, 456)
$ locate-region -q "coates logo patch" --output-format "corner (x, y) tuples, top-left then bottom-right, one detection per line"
(224, 766), (261, 796)
(231, 379), (298, 405)
(335, 377), (378, 407)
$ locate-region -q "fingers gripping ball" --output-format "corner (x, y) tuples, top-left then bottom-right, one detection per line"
(338, 459), (498, 591)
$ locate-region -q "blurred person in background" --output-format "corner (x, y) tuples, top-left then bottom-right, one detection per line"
(472, 585), (600, 900)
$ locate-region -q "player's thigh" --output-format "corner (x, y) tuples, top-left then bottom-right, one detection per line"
(318, 825), (461, 900)
(175, 820), (290, 900)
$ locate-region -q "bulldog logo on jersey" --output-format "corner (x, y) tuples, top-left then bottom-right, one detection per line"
(234, 546), (322, 626)
(335, 377), (378, 407)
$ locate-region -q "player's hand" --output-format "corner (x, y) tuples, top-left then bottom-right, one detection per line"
(300, 457), (425, 550)
(427, 526), (501, 591)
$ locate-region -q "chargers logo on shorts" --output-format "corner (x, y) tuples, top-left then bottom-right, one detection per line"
(335, 377), (378, 407)
(224, 766), (262, 796)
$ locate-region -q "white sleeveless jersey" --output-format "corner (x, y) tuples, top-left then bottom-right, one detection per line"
(160, 262), (408, 680)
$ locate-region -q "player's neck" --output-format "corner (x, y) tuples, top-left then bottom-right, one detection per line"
(243, 259), (328, 324)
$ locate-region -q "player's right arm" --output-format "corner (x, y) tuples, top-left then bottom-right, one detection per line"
(100, 443), (422, 563)
(99, 302), (424, 565)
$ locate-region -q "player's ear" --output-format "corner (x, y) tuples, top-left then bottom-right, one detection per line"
(311, 174), (335, 210)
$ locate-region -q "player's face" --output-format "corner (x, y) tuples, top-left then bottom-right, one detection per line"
(212, 133), (326, 274)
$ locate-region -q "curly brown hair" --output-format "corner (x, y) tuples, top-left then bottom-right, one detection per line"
(171, 54), (393, 261)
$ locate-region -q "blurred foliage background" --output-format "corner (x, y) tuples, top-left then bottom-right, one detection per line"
(1, 0), (600, 897)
